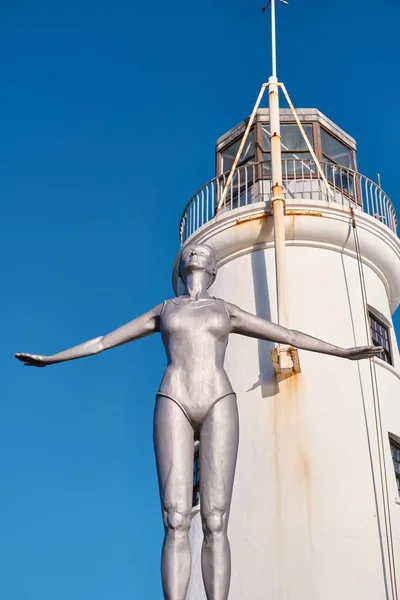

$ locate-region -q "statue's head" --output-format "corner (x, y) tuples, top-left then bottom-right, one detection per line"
(179, 244), (217, 289)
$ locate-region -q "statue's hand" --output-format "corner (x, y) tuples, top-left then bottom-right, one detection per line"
(15, 353), (50, 367)
(343, 345), (384, 361)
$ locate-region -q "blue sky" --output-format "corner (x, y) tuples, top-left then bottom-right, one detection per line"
(2, 0), (399, 598)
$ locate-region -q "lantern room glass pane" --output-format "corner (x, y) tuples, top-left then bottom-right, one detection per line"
(281, 152), (314, 175)
(321, 128), (353, 168)
(262, 151), (315, 176)
(322, 159), (355, 197)
(262, 124), (313, 151)
(221, 130), (255, 173)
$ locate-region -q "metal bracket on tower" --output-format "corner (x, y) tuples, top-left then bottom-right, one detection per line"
(271, 346), (301, 375)
(271, 192), (286, 213)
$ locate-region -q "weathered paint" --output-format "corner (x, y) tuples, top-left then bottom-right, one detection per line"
(235, 211), (271, 225)
(181, 200), (400, 600)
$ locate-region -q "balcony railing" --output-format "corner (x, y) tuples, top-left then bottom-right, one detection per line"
(179, 159), (398, 243)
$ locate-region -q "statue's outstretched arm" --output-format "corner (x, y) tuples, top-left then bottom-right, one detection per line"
(15, 304), (163, 367)
(227, 302), (382, 361)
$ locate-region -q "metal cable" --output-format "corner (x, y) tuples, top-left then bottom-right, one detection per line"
(350, 207), (399, 600)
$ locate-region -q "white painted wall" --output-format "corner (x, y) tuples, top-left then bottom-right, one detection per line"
(182, 203), (400, 600)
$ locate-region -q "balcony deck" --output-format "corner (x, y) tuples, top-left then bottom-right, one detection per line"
(179, 160), (397, 244)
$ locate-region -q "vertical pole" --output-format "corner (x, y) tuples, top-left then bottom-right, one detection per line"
(268, 0), (293, 372)
(269, 77), (289, 332)
(271, 0), (277, 79)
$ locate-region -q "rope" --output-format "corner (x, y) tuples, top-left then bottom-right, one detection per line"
(350, 207), (399, 600)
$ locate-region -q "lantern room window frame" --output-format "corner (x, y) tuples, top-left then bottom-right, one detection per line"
(216, 110), (357, 180)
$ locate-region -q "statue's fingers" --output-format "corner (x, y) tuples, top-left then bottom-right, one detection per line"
(15, 354), (28, 362)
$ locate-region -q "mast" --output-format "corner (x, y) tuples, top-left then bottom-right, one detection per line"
(217, 0), (299, 374)
(265, 0), (294, 373)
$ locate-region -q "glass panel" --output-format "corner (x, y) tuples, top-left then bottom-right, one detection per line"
(321, 128), (353, 168)
(262, 152), (271, 177)
(221, 130), (255, 174)
(281, 152), (314, 175)
(282, 124), (313, 150)
(262, 152), (316, 177)
(262, 127), (271, 150)
(323, 159), (355, 197)
(262, 124), (313, 151)
(219, 163), (256, 210)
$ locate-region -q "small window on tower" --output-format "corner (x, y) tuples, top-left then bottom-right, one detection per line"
(193, 447), (200, 508)
(389, 435), (400, 497)
(368, 310), (392, 365)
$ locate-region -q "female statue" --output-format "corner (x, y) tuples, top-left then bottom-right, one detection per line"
(16, 243), (381, 600)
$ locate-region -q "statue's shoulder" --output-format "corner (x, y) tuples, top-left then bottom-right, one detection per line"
(160, 298), (174, 309)
(218, 299), (240, 317)
(169, 296), (185, 304)
(160, 296), (185, 309)
(161, 296), (182, 302)
(212, 296), (234, 318)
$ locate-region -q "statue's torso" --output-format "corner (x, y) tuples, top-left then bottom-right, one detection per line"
(158, 298), (234, 425)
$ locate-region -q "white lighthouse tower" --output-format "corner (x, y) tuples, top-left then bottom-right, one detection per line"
(175, 3), (400, 599)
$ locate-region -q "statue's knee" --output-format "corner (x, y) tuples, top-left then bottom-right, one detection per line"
(164, 508), (190, 535)
(202, 510), (226, 538)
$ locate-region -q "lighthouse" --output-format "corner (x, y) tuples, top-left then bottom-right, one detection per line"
(174, 5), (400, 598)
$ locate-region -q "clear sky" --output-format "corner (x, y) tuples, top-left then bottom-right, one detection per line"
(2, 0), (399, 598)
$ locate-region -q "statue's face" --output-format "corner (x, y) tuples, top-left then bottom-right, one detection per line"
(180, 244), (216, 282)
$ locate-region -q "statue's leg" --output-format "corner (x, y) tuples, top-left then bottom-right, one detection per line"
(153, 395), (194, 600)
(199, 394), (239, 600)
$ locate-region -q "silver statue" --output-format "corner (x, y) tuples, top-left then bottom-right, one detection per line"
(16, 244), (382, 600)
